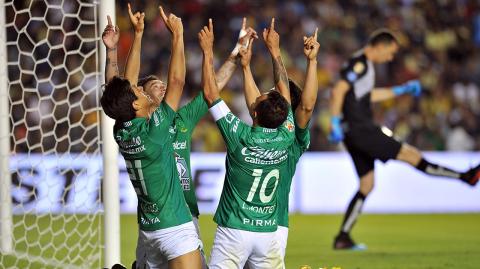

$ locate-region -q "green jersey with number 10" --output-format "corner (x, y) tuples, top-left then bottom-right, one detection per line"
(114, 102), (192, 231)
(209, 99), (295, 232)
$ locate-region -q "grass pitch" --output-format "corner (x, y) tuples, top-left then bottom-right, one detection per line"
(121, 213), (480, 269)
(2, 214), (478, 268)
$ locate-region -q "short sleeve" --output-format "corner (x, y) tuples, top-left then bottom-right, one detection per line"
(209, 99), (250, 152)
(295, 124), (310, 154)
(147, 101), (176, 145)
(177, 92), (209, 129)
(340, 54), (368, 86)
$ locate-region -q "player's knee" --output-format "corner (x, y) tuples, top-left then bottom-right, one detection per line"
(397, 144), (421, 165)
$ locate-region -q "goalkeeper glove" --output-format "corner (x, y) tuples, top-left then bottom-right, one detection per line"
(328, 116), (344, 143)
(392, 79), (422, 97)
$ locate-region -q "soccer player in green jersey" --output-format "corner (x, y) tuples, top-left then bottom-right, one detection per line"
(135, 20), (257, 269)
(238, 26), (320, 266)
(101, 5), (202, 269)
(103, 13), (257, 268)
(199, 18), (295, 269)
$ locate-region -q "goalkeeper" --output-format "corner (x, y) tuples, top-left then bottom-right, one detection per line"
(328, 29), (480, 250)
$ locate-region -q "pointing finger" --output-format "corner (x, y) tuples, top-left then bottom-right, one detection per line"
(159, 6), (168, 23)
(127, 3), (134, 19)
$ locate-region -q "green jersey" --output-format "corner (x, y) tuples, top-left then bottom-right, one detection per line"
(209, 99), (295, 232)
(114, 102), (192, 231)
(172, 92), (208, 217)
(277, 121), (310, 227)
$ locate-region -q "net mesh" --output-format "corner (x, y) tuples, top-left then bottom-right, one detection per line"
(1, 0), (102, 268)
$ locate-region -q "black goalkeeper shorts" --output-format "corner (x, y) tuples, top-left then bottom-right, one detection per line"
(343, 125), (402, 178)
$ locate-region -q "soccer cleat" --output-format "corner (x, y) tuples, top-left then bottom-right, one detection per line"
(462, 164), (480, 186)
(333, 232), (367, 251)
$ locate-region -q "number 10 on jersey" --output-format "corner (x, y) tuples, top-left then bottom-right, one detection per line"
(246, 169), (280, 203)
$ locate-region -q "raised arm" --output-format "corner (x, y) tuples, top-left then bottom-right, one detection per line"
(296, 28), (320, 128)
(239, 36), (260, 118)
(199, 19), (219, 106)
(263, 18), (290, 104)
(123, 3), (144, 86)
(102, 15), (120, 83)
(159, 6), (185, 111)
(216, 18), (257, 90)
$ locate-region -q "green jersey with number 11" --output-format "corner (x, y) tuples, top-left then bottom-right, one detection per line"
(209, 99), (295, 232)
(114, 102), (192, 231)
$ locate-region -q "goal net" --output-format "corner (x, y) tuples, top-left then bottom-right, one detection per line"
(0, 0), (102, 268)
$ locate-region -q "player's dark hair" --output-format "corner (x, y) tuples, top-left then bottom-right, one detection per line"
(100, 76), (137, 122)
(367, 29), (399, 46)
(255, 90), (289, 129)
(289, 79), (302, 112)
(138, 75), (160, 88)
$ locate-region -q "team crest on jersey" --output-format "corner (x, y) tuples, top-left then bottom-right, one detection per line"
(175, 153), (191, 191)
(284, 121), (294, 132)
(353, 61), (365, 74)
(180, 127), (188, 133)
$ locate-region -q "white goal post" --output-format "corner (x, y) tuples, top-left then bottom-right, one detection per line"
(99, 1), (121, 268)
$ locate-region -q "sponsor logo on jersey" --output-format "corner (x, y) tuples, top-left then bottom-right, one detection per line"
(124, 121), (132, 127)
(284, 121), (294, 132)
(117, 136), (142, 149)
(119, 145), (146, 154)
(232, 118), (240, 133)
(241, 146), (287, 160)
(173, 140), (187, 150)
(241, 146), (288, 164)
(353, 61), (365, 74)
(153, 112), (160, 126)
(140, 202), (159, 213)
(140, 216), (160, 225)
(175, 153), (191, 191)
(242, 218), (276, 227)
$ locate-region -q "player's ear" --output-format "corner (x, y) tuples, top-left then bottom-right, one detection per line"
(132, 100), (141, 111)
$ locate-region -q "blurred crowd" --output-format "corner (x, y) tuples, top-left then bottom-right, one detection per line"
(9, 0), (480, 153)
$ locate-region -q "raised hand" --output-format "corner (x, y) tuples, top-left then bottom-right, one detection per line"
(239, 36), (255, 67)
(159, 6), (183, 37)
(263, 18), (280, 54)
(127, 3), (145, 34)
(198, 19), (214, 53)
(232, 17), (258, 57)
(102, 15), (120, 49)
(303, 28), (320, 60)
